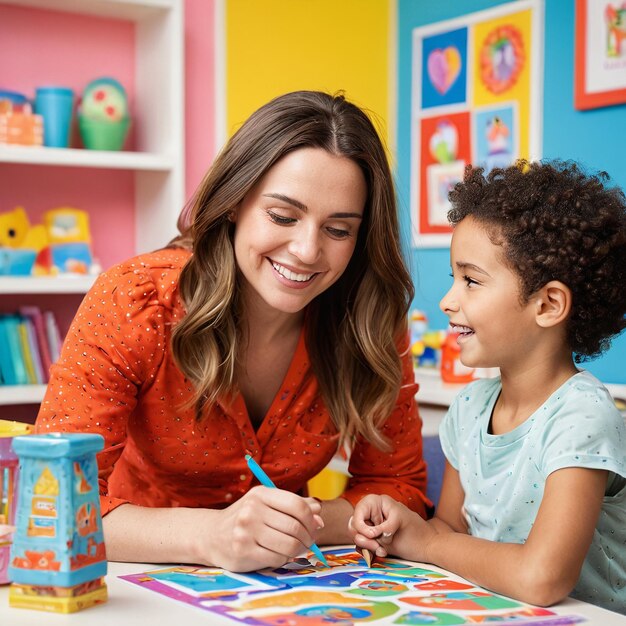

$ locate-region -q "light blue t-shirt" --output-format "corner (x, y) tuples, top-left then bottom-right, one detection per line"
(439, 371), (626, 614)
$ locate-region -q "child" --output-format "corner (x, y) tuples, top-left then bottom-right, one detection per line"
(349, 161), (626, 614)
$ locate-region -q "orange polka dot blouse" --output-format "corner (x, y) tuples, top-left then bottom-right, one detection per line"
(36, 248), (431, 518)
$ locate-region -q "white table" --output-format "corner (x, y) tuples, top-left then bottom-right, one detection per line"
(1, 559), (624, 625)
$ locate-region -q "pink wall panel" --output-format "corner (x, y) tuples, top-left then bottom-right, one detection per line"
(0, 5), (135, 119)
(1, 2), (218, 260)
(0, 4), (137, 268)
(0, 2), (218, 415)
(184, 1), (217, 201)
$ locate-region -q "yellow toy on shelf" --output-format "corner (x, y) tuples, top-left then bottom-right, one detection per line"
(0, 207), (47, 276)
(0, 206), (48, 251)
(0, 206), (97, 276)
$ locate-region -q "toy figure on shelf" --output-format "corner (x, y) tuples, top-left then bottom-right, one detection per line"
(40, 207), (96, 275)
(0, 205), (98, 276)
(8, 433), (107, 613)
(409, 310), (446, 369)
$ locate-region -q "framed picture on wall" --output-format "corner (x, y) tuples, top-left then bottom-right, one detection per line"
(575, 0), (626, 110)
(411, 0), (543, 247)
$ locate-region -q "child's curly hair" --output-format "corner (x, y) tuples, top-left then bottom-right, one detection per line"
(448, 160), (626, 361)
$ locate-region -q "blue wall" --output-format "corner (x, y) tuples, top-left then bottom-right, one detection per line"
(397, 0), (626, 384)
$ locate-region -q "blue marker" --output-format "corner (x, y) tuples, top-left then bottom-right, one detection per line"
(244, 454), (328, 566)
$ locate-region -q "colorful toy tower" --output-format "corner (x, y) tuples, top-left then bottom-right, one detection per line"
(0, 419), (32, 584)
(8, 432), (107, 612)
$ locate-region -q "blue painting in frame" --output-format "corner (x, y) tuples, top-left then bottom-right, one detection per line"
(421, 27), (468, 109)
(473, 104), (518, 173)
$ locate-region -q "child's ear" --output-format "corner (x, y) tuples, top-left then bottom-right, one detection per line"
(534, 281), (572, 327)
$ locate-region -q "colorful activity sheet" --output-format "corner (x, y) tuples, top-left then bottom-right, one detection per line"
(120, 548), (586, 625)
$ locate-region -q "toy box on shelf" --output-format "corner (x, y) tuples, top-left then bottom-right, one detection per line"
(0, 94), (43, 147)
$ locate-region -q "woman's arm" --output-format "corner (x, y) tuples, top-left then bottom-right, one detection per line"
(36, 266), (165, 516)
(104, 486), (324, 572)
(398, 465), (606, 606)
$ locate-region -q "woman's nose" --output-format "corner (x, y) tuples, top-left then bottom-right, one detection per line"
(289, 227), (321, 265)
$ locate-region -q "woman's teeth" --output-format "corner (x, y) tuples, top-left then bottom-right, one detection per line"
(272, 261), (314, 282)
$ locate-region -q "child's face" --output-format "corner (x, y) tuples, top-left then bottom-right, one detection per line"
(439, 216), (539, 370)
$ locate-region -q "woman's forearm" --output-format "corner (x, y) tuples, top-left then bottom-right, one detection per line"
(103, 488), (330, 572)
(102, 503), (216, 565)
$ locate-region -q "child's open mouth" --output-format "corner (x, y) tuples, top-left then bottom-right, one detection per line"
(451, 324), (474, 340)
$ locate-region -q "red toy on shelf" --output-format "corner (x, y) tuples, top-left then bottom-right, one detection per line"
(440, 332), (475, 384)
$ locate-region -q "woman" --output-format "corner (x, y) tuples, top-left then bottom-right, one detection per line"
(37, 91), (430, 572)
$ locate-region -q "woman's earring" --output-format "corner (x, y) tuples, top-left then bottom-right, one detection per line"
(227, 211), (236, 223)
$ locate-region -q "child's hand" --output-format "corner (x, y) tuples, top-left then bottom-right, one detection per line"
(349, 494), (434, 562)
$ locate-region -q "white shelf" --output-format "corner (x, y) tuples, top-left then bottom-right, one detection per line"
(0, 0), (185, 255)
(1, 0), (176, 20)
(0, 384), (46, 405)
(0, 275), (97, 294)
(0, 0), (185, 411)
(414, 368), (467, 407)
(414, 368), (626, 407)
(0, 145), (174, 171)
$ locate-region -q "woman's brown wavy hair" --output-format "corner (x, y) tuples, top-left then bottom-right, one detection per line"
(168, 91), (413, 449)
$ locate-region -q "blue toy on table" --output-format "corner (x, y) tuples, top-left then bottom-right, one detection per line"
(7, 433), (107, 613)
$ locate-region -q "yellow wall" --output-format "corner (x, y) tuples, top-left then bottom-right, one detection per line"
(225, 1), (393, 497)
(225, 0), (393, 145)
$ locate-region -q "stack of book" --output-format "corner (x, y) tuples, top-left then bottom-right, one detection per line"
(0, 307), (62, 386)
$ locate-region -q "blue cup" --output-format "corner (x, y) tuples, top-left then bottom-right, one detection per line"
(34, 86), (74, 148)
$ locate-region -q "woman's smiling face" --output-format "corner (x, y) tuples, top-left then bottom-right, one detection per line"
(233, 147), (367, 317)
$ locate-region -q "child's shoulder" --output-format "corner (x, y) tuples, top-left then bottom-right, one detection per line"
(561, 370), (617, 407)
(547, 370), (623, 428)
(540, 371), (626, 478)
